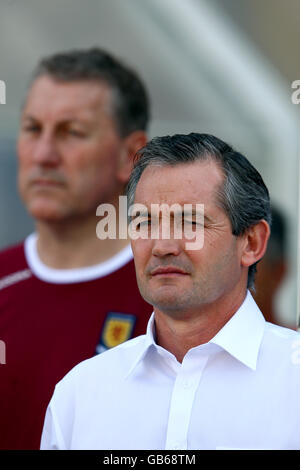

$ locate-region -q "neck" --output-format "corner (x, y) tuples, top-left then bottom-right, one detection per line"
(35, 210), (129, 269)
(154, 288), (247, 363)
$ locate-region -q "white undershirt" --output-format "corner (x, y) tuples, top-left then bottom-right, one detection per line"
(24, 233), (133, 284)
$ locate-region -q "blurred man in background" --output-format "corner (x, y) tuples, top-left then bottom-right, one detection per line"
(0, 48), (152, 449)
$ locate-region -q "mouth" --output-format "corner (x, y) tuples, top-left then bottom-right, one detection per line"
(150, 266), (189, 277)
(30, 179), (64, 188)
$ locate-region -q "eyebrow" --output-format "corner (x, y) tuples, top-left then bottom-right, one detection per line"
(181, 207), (203, 216)
(130, 207), (213, 223)
(21, 114), (89, 126)
(181, 207), (213, 220)
(129, 210), (149, 219)
(21, 115), (37, 122)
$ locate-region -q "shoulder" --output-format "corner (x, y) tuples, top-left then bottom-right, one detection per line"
(0, 241), (27, 276)
(0, 241), (25, 260)
(55, 334), (146, 392)
(261, 322), (300, 370)
(264, 321), (300, 345)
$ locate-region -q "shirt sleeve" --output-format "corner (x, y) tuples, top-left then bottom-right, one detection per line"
(40, 398), (67, 450)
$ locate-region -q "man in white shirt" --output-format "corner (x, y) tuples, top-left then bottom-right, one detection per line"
(41, 133), (300, 450)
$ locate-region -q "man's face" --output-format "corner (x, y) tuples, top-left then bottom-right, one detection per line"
(18, 75), (126, 222)
(131, 160), (248, 317)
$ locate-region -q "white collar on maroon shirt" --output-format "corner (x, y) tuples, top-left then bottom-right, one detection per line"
(24, 232), (133, 284)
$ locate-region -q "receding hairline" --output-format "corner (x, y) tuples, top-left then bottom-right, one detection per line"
(21, 73), (118, 119)
(132, 156), (227, 210)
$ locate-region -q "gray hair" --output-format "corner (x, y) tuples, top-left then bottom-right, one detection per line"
(126, 133), (272, 290)
(29, 47), (150, 137)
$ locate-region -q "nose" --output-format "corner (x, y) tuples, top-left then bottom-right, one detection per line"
(151, 237), (181, 258)
(32, 131), (60, 167)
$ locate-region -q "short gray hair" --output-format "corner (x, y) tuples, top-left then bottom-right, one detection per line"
(126, 133), (271, 290)
(29, 47), (150, 137)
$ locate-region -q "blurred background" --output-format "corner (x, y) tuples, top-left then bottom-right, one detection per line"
(0, 0), (299, 327)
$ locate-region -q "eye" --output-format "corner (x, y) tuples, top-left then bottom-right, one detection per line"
(184, 219), (197, 225)
(22, 124), (41, 134)
(68, 129), (86, 137)
(70, 129), (85, 137)
(183, 219), (205, 232)
(136, 219), (151, 229)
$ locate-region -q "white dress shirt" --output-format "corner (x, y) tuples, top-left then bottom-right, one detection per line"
(41, 291), (300, 450)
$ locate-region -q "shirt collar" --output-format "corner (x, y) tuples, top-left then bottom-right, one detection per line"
(125, 313), (156, 378)
(127, 290), (265, 377)
(210, 291), (265, 370)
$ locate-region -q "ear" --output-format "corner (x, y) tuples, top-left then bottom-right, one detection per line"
(241, 220), (271, 268)
(117, 131), (147, 184)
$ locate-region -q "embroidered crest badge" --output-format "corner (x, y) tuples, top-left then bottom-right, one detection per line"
(96, 312), (136, 354)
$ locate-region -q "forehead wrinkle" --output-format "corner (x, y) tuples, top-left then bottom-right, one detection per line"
(21, 113), (93, 126)
(23, 77), (114, 122)
(134, 160), (226, 210)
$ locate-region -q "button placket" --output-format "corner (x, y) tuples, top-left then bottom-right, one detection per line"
(165, 355), (208, 450)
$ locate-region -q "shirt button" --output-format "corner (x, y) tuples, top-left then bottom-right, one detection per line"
(172, 444), (184, 450)
(182, 380), (191, 389)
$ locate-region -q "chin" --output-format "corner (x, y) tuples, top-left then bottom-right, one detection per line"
(144, 292), (185, 312)
(26, 201), (68, 222)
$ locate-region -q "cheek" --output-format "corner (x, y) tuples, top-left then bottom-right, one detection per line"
(17, 146), (31, 193)
(131, 240), (152, 272)
(71, 148), (119, 186)
(75, 167), (117, 205)
(189, 236), (237, 275)
(17, 140), (31, 171)
(212, 242), (241, 281)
